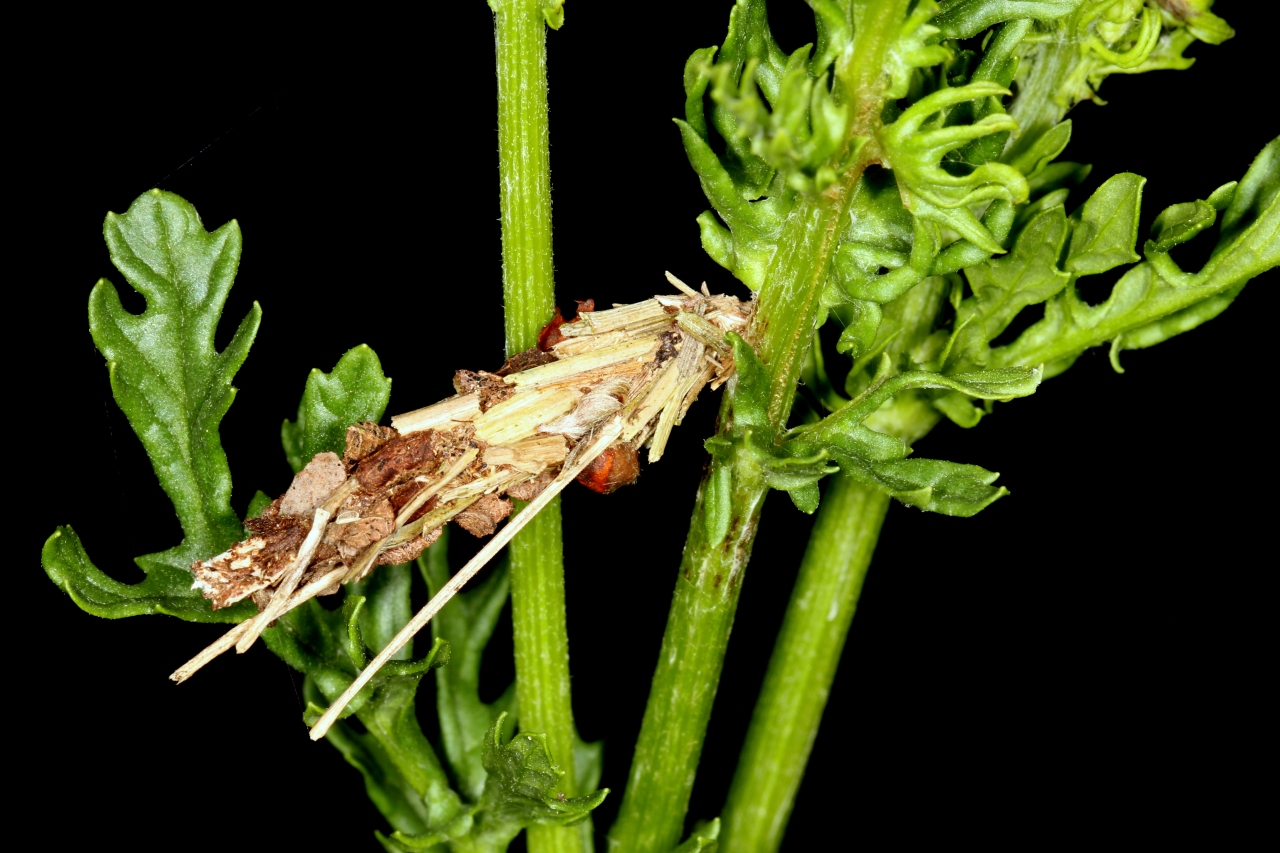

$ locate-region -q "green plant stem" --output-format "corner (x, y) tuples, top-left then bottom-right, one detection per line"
(493, 3), (582, 852)
(608, 5), (908, 850)
(495, 0), (555, 358)
(718, 476), (890, 853)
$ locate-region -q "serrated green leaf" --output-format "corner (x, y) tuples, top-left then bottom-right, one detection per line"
(882, 82), (1030, 210)
(778, 365), (1037, 515)
(835, 300), (884, 357)
(808, 367), (1041, 436)
(44, 190), (261, 623)
(951, 205), (1072, 366)
(479, 713), (609, 832)
(282, 344), (392, 474)
(1218, 138), (1279, 253)
(1065, 172), (1144, 275)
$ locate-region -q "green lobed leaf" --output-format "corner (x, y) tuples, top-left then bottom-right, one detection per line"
(948, 204), (1072, 370)
(282, 343), (392, 473)
(44, 190), (261, 623)
(992, 138), (1278, 369)
(479, 713), (609, 833)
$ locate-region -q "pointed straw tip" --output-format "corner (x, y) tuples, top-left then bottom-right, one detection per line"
(664, 270), (699, 297)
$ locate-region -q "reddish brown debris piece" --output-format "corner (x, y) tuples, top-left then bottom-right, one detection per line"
(537, 306), (568, 351)
(355, 430), (440, 491)
(575, 441), (641, 495)
(495, 346), (558, 377)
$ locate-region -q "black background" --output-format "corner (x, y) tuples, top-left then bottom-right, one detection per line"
(21, 4), (1275, 849)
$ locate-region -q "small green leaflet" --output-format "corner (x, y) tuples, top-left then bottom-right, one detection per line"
(282, 343), (392, 473)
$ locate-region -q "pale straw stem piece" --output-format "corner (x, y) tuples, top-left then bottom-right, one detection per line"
(309, 417), (625, 741)
(664, 270), (700, 298)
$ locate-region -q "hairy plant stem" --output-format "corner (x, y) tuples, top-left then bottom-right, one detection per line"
(607, 5), (909, 850)
(718, 477), (890, 853)
(493, 3), (583, 852)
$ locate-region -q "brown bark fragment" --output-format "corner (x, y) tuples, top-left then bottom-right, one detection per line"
(345, 421), (398, 466)
(387, 480), (440, 522)
(656, 330), (680, 365)
(355, 431), (439, 491)
(504, 469), (557, 501)
(454, 370), (515, 412)
(376, 527), (443, 567)
(325, 498), (394, 561)
(455, 493), (514, 538)
(496, 346), (558, 377)
(280, 452), (347, 517)
(192, 512), (308, 610)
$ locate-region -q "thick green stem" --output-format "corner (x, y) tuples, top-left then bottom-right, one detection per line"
(718, 477), (890, 853)
(493, 4), (581, 853)
(608, 5), (909, 850)
(606, 453), (767, 853)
